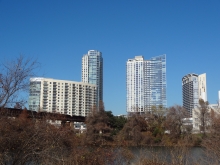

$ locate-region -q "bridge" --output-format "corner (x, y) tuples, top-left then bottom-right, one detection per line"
(0, 108), (86, 123)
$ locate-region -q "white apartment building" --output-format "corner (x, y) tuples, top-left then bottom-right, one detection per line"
(127, 56), (145, 112)
(82, 50), (103, 105)
(29, 77), (97, 117)
(198, 73), (207, 102)
(126, 55), (167, 113)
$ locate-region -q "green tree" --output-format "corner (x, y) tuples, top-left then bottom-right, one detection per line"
(105, 111), (127, 136)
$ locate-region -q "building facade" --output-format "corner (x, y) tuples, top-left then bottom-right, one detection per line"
(218, 91), (220, 105)
(198, 73), (207, 102)
(29, 77), (97, 117)
(192, 103), (218, 132)
(126, 54), (167, 113)
(82, 50), (103, 105)
(182, 73), (207, 117)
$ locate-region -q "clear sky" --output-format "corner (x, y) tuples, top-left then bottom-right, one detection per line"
(1, 0), (220, 115)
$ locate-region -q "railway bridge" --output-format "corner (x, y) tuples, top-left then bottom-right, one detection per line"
(0, 108), (86, 126)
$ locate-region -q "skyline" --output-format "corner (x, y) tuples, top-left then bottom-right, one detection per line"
(1, 1), (220, 115)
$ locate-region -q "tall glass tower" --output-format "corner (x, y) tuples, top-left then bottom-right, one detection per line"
(126, 54), (166, 113)
(82, 50), (103, 104)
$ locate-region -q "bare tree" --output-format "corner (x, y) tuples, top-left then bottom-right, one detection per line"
(194, 99), (210, 135)
(145, 105), (166, 139)
(118, 114), (148, 145)
(165, 105), (191, 142)
(201, 111), (220, 164)
(148, 105), (166, 127)
(0, 111), (77, 165)
(85, 101), (112, 145)
(0, 55), (39, 108)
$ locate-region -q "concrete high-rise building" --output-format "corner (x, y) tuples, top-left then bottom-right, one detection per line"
(82, 50), (103, 105)
(182, 73), (207, 117)
(29, 77), (97, 117)
(198, 73), (207, 102)
(126, 54), (167, 113)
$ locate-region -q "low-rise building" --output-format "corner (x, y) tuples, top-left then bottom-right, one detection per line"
(192, 103), (220, 133)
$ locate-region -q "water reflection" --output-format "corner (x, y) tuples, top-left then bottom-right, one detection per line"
(129, 146), (209, 165)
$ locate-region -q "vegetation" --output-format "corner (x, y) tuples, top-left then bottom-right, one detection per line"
(0, 108), (134, 165)
(1, 103), (220, 165)
(1, 56), (220, 164)
(84, 102), (113, 145)
(0, 55), (39, 108)
(194, 99), (210, 135)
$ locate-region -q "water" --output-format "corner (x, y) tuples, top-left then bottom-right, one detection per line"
(129, 146), (214, 165)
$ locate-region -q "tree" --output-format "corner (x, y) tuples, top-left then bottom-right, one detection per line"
(0, 109), (77, 165)
(118, 114), (148, 145)
(194, 99), (210, 135)
(105, 111), (127, 136)
(165, 105), (190, 140)
(85, 101), (112, 145)
(146, 105), (166, 138)
(201, 111), (220, 164)
(0, 55), (39, 108)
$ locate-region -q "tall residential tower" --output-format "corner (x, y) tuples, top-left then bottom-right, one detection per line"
(182, 73), (207, 117)
(82, 50), (103, 104)
(126, 54), (167, 113)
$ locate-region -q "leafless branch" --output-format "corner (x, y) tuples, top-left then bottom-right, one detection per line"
(0, 55), (40, 108)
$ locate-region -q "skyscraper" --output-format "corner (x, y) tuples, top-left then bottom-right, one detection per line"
(182, 73), (207, 117)
(82, 50), (103, 104)
(126, 54), (167, 113)
(198, 73), (207, 102)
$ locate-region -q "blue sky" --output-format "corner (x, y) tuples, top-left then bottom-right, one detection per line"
(0, 0), (220, 115)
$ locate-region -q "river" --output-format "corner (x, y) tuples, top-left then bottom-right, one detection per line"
(128, 146), (218, 165)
